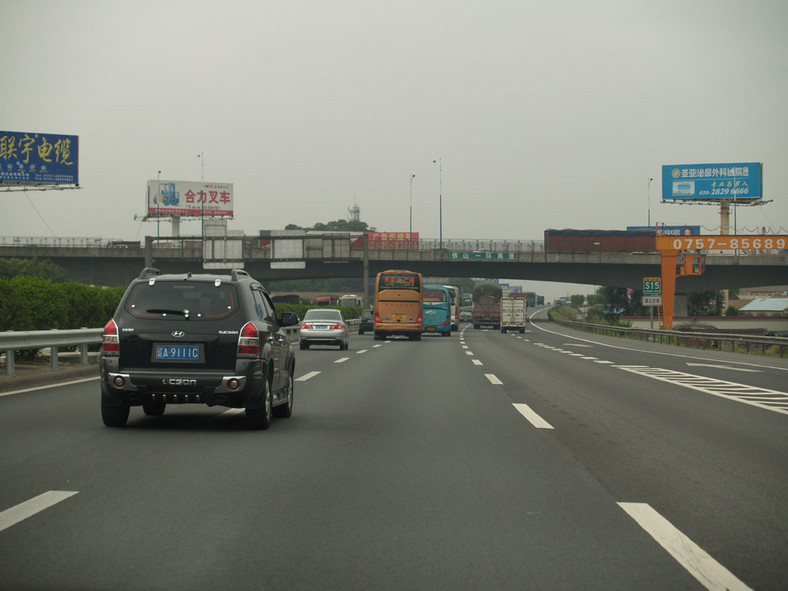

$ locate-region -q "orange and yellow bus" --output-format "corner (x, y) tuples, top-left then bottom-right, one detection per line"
(373, 269), (423, 340)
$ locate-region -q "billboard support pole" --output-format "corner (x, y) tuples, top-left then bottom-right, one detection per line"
(720, 201), (730, 235)
(659, 250), (678, 331)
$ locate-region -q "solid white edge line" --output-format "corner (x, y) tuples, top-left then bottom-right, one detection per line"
(513, 403), (554, 429)
(295, 371), (321, 382)
(617, 502), (752, 591)
(0, 491), (79, 533)
(0, 376), (99, 397)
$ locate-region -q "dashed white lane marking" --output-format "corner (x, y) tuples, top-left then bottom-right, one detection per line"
(614, 365), (788, 415)
(465, 351), (474, 356)
(485, 374), (503, 385)
(0, 491), (79, 533)
(618, 502), (753, 591)
(356, 349), (368, 354)
(513, 403), (554, 429)
(472, 359), (483, 366)
(334, 357), (350, 364)
(296, 371), (321, 382)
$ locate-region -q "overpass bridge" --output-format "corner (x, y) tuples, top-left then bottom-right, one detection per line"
(1, 234), (785, 304)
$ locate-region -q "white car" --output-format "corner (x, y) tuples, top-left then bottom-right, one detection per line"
(299, 309), (349, 350)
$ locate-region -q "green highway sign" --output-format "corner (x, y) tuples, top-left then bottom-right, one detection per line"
(643, 277), (662, 295)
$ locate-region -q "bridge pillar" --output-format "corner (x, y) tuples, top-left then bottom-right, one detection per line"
(660, 251), (678, 330)
(144, 236), (153, 268)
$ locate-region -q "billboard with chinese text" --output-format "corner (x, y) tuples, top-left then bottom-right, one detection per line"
(0, 131), (79, 185)
(661, 162), (762, 202)
(351, 232), (419, 250)
(147, 180), (233, 218)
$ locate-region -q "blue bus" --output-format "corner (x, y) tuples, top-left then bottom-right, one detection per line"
(422, 284), (452, 336)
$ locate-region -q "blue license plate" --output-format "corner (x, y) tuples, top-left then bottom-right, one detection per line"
(155, 344), (202, 361)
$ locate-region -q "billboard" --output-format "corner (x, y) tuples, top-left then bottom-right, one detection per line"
(351, 232), (420, 250)
(147, 179), (233, 218)
(662, 162), (762, 202)
(627, 225), (701, 236)
(0, 131), (79, 185)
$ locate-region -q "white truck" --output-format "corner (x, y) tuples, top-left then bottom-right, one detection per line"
(499, 295), (527, 333)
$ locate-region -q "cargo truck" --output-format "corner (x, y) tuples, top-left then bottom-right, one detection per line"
(472, 282), (502, 329)
(500, 294), (527, 333)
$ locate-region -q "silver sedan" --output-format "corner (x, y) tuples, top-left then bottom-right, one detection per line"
(299, 309), (350, 350)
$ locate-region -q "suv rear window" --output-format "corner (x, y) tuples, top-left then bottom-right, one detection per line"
(124, 281), (238, 320)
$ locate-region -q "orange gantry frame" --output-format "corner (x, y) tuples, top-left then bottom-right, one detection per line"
(656, 234), (788, 330)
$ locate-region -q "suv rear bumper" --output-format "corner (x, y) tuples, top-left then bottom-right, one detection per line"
(100, 359), (266, 409)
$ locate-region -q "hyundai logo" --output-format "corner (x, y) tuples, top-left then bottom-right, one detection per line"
(171, 330), (186, 338)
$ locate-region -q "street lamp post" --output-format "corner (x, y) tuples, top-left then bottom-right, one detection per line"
(432, 158), (442, 251)
(156, 170), (161, 243)
(198, 152), (204, 242)
(409, 174), (415, 248)
(647, 177), (653, 227)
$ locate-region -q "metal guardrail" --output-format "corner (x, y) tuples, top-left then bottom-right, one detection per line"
(548, 312), (788, 357)
(0, 320), (362, 376)
(0, 328), (103, 376)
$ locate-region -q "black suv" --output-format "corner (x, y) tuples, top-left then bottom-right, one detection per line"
(100, 268), (299, 429)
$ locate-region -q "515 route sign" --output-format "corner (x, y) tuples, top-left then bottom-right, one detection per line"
(643, 277), (662, 295)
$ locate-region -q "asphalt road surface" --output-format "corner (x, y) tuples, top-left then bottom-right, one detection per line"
(1, 315), (786, 590)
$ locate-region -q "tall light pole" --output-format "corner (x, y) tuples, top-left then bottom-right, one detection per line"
(432, 158), (442, 251)
(647, 177), (653, 227)
(197, 152), (204, 242)
(156, 170), (161, 243)
(409, 173), (415, 247)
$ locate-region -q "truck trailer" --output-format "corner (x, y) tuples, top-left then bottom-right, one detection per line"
(472, 282), (503, 329)
(500, 294), (527, 333)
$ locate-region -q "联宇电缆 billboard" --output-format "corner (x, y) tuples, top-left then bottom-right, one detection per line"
(0, 131), (79, 185)
(147, 180), (234, 218)
(662, 162), (762, 202)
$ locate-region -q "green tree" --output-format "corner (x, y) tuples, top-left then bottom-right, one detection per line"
(0, 258), (68, 282)
(286, 219), (370, 232)
(688, 291), (725, 316)
(570, 294), (585, 307)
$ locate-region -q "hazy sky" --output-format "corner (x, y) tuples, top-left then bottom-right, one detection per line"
(2, 0), (786, 297)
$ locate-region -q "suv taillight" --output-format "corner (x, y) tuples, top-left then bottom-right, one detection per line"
(102, 319), (119, 356)
(237, 322), (260, 357)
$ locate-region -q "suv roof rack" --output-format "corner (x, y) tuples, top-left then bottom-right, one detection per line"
(231, 269), (250, 281)
(139, 267), (161, 279)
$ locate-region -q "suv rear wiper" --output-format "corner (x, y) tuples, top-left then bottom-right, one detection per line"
(146, 308), (190, 319)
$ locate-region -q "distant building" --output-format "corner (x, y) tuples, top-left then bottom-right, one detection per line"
(738, 297), (788, 317)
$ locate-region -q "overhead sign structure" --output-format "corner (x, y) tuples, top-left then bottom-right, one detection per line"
(662, 162), (762, 202)
(656, 235), (787, 252)
(450, 252), (518, 261)
(0, 131), (79, 186)
(147, 179), (233, 218)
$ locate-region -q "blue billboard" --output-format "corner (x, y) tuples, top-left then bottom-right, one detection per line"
(0, 131), (79, 185)
(661, 162), (761, 202)
(628, 225), (701, 236)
